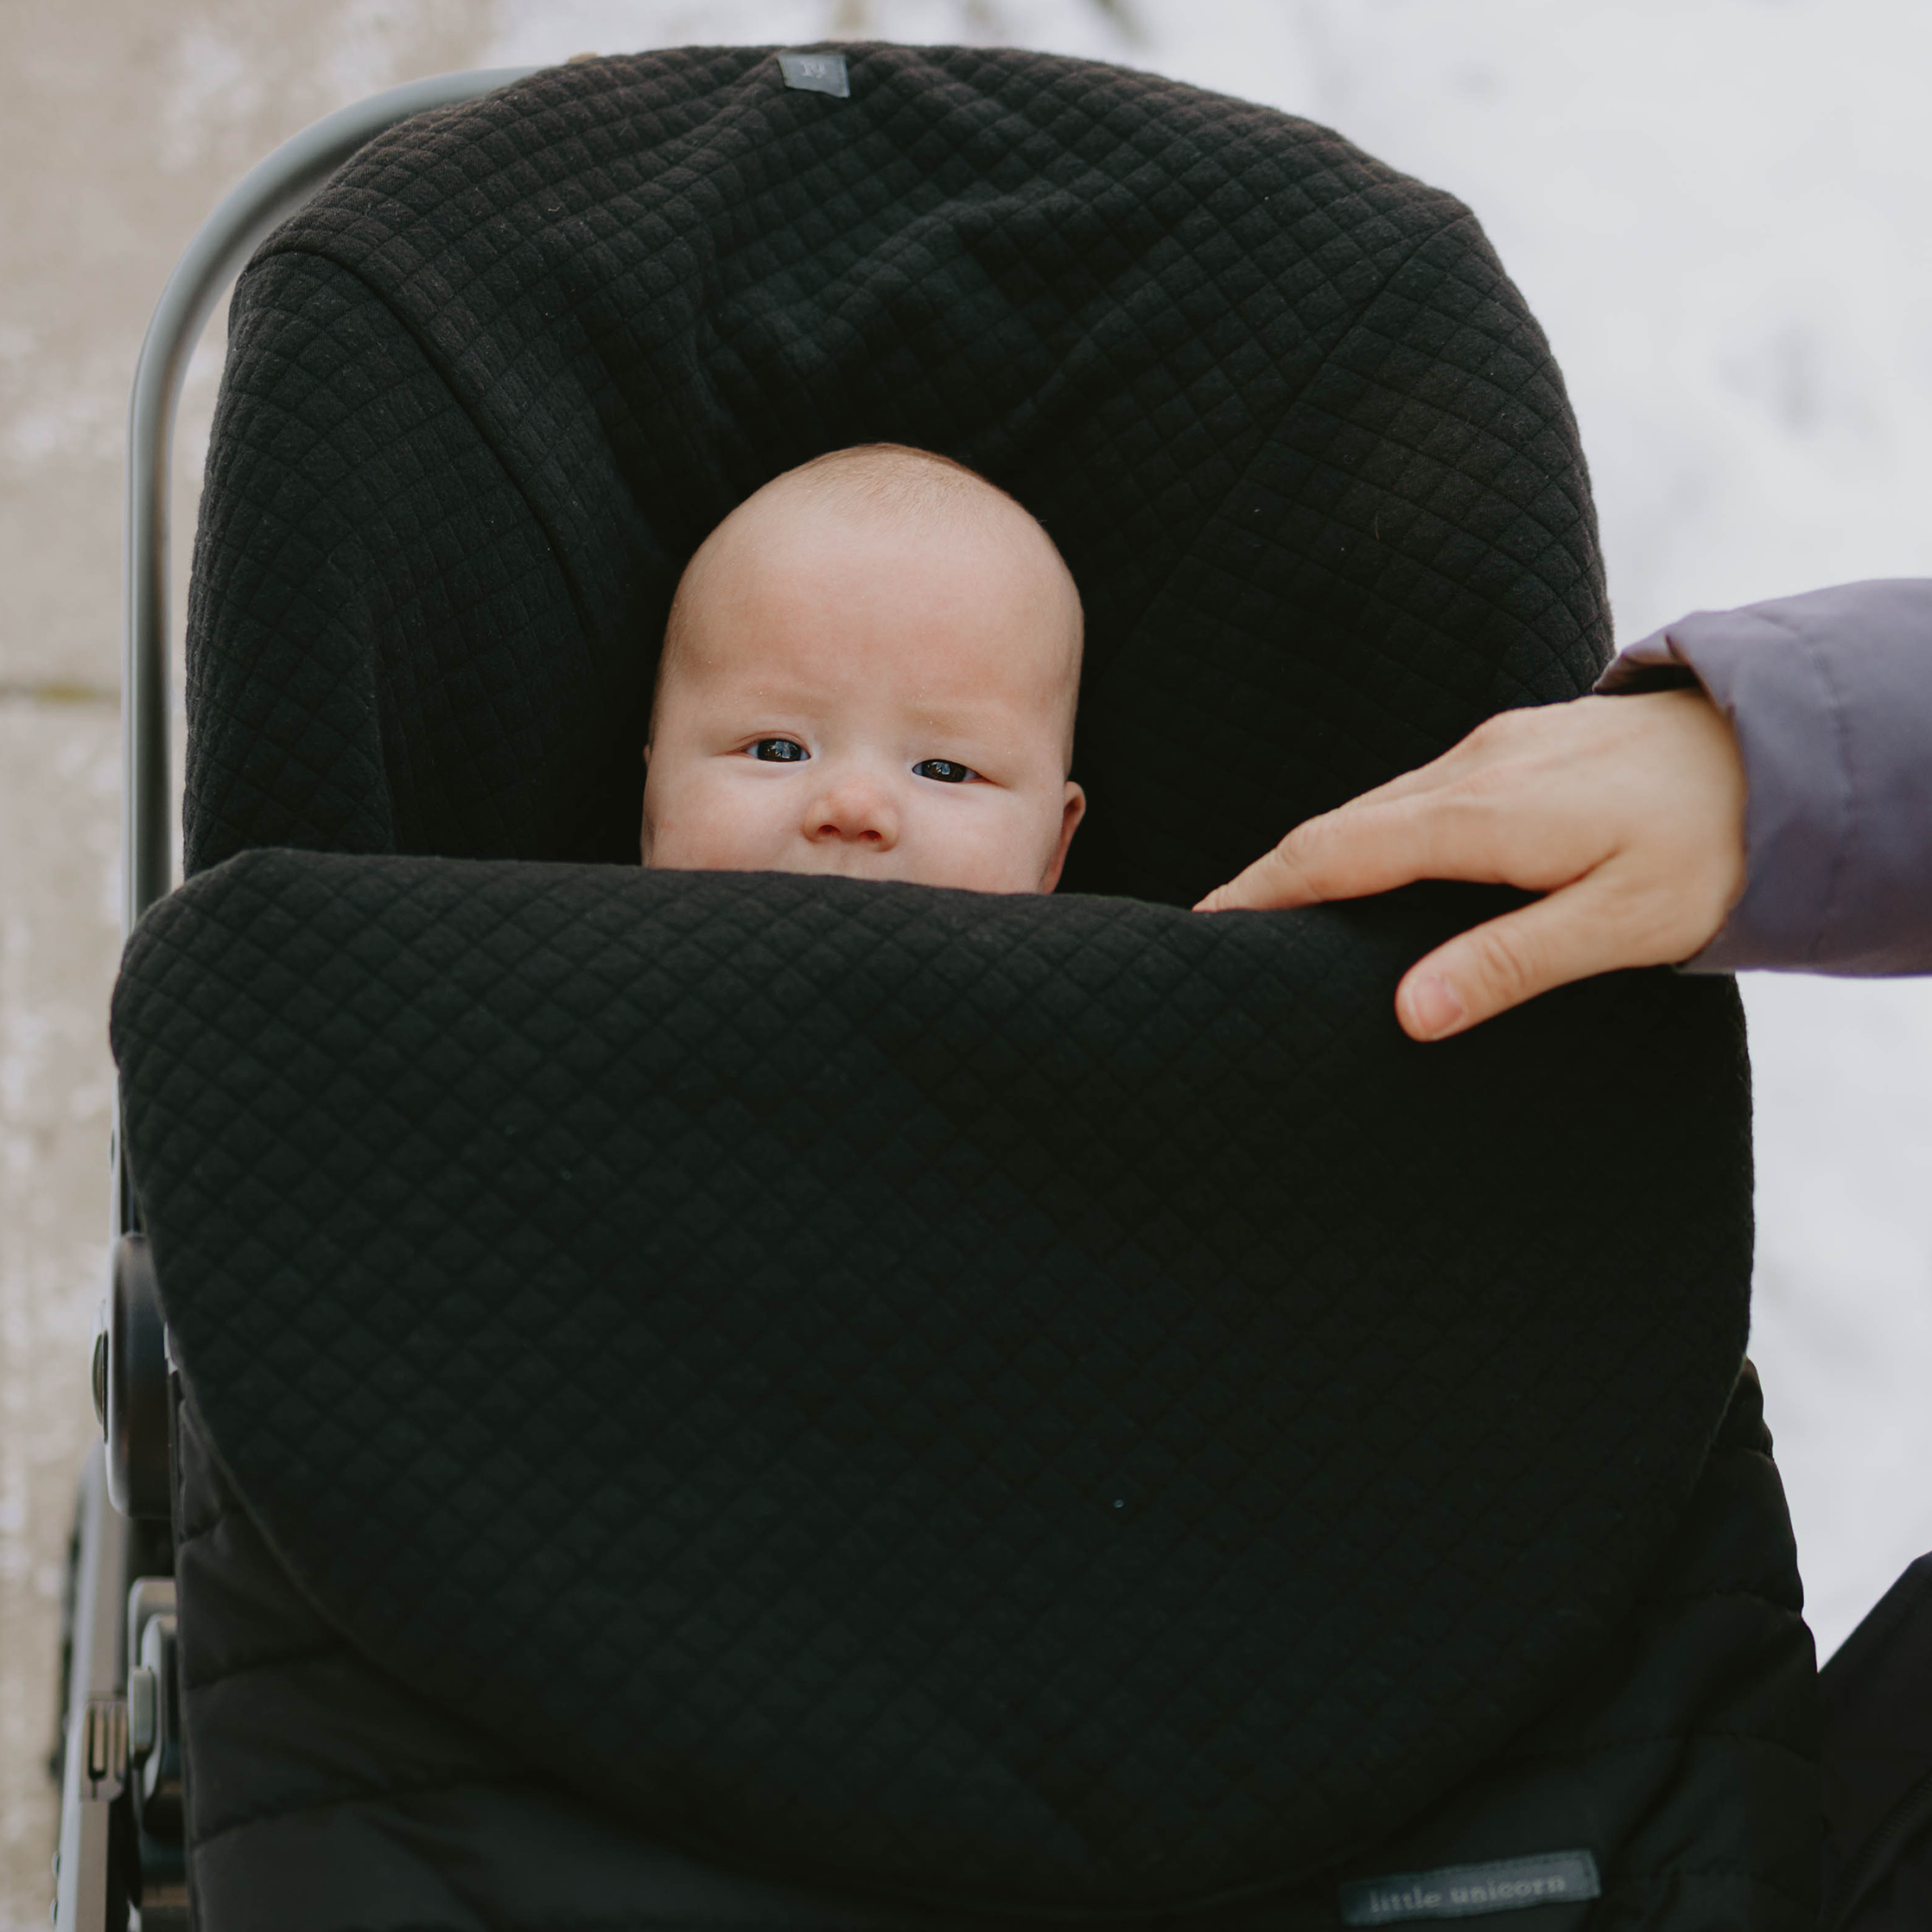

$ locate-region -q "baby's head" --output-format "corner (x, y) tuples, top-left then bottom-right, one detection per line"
(642, 445), (1084, 893)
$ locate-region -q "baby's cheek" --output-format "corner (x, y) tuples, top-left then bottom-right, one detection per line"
(941, 798), (1057, 893)
(648, 813), (711, 868)
(639, 791), (701, 867)
(656, 779), (791, 872)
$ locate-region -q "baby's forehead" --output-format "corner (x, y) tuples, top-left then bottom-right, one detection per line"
(663, 454), (1083, 740)
(717, 481), (1035, 574)
(694, 494), (1071, 633)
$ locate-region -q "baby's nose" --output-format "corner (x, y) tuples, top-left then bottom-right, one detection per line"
(805, 770), (899, 849)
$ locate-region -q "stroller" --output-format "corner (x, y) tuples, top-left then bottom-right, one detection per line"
(51, 42), (1910, 1931)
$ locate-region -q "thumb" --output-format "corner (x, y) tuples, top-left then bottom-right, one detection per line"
(1394, 882), (1627, 1040)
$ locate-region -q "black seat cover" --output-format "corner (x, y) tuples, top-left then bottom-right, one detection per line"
(116, 853), (1754, 1911)
(128, 42), (1811, 1926)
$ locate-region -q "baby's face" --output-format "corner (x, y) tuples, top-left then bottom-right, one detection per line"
(642, 496), (1084, 893)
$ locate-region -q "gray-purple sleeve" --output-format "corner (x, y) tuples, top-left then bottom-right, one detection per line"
(1595, 578), (1932, 975)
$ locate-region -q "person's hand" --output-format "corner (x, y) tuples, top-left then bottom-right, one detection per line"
(1194, 690), (1748, 1039)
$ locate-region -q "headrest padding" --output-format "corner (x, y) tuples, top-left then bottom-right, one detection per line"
(186, 46), (1607, 898)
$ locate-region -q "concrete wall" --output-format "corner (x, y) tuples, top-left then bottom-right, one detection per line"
(0, 6), (486, 1918)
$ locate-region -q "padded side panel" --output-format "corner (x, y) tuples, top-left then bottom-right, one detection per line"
(1336, 1364), (1819, 1932)
(118, 854), (1751, 1910)
(185, 252), (645, 867)
(1820, 1549), (1932, 1929)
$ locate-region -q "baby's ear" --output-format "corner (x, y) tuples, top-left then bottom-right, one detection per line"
(1041, 781), (1086, 893)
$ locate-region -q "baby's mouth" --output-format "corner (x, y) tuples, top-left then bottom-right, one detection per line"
(794, 850), (901, 880)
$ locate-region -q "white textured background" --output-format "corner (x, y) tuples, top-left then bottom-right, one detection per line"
(4, 2), (1929, 1921)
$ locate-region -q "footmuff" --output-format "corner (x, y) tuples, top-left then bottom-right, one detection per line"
(124, 43), (1816, 1932)
(120, 860), (1811, 1929)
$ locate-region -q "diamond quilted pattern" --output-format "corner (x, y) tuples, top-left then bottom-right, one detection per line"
(143, 46), (1738, 1916)
(182, 46), (1607, 895)
(114, 853), (1750, 1910)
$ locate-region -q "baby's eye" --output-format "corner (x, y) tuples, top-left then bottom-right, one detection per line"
(912, 759), (978, 785)
(747, 737), (809, 763)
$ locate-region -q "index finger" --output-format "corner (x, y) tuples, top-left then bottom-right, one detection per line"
(1194, 792), (1480, 912)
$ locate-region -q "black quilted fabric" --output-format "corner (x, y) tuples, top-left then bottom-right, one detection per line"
(115, 850), (1752, 1911)
(140, 45), (1797, 1925)
(169, 1366), (1818, 1932)
(184, 45), (1607, 899)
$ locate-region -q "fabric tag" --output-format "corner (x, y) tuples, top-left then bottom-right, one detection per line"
(1338, 1850), (1601, 1925)
(778, 51), (850, 98)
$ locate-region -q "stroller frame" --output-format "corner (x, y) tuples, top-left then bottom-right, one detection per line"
(52, 67), (536, 1932)
(57, 42), (1880, 1928)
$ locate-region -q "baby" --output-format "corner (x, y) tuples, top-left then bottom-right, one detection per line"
(641, 444), (1085, 894)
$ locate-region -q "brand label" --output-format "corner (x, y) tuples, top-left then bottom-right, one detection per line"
(778, 52), (850, 99)
(1338, 1850), (1601, 1925)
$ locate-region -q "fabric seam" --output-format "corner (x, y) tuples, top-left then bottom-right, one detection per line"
(1495, 1726), (1816, 1771)
(182, 1636), (346, 1694)
(193, 1766), (531, 1849)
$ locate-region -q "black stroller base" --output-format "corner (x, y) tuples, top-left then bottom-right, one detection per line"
(174, 1362), (1815, 1932)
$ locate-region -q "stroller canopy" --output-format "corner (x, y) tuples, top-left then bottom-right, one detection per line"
(184, 41), (1606, 900)
(120, 46), (1776, 1922)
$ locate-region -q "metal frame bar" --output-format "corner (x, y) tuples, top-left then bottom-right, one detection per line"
(120, 66), (538, 938)
(51, 1454), (131, 1932)
(66, 78), (547, 1932)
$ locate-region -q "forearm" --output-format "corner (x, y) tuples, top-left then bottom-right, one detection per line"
(1598, 579), (1932, 975)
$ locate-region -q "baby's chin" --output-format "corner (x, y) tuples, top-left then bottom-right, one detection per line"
(782, 855), (1045, 893)
(643, 841), (1046, 895)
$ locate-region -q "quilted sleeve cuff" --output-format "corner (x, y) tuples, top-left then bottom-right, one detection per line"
(1595, 579), (1932, 975)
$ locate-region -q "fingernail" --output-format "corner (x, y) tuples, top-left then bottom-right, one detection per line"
(1404, 972), (1466, 1039)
